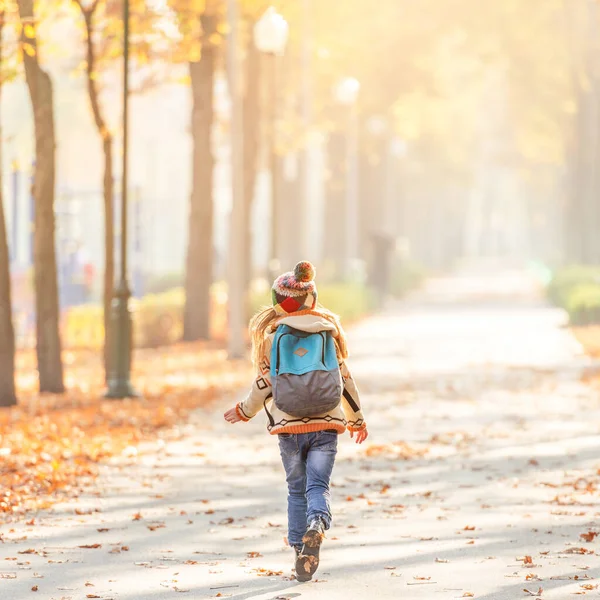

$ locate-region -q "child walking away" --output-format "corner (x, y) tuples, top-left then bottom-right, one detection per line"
(224, 261), (368, 582)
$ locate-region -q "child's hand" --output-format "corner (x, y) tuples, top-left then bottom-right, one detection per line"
(224, 407), (242, 424)
(350, 428), (369, 444)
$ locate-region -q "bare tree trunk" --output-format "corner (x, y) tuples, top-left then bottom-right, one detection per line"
(18, 0), (64, 393)
(183, 14), (216, 341)
(75, 0), (114, 379)
(242, 29), (260, 310)
(0, 11), (17, 407)
(102, 138), (114, 370)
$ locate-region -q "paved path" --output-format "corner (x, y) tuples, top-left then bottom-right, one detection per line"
(3, 267), (600, 600)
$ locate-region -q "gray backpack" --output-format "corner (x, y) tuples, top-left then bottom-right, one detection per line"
(270, 325), (343, 418)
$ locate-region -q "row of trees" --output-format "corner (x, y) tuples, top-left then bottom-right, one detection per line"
(0, 0), (275, 406)
(1, 0), (599, 407)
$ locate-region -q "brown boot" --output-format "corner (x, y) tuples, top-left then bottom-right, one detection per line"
(299, 517), (325, 579)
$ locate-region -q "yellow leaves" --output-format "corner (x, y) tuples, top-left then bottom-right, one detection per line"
(188, 43), (201, 62)
(207, 32), (221, 47)
(22, 42), (36, 57)
(23, 23), (35, 38)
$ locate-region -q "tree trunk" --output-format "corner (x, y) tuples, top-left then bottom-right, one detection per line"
(18, 0), (64, 393)
(183, 15), (216, 341)
(242, 30), (260, 310)
(102, 138), (114, 372)
(77, 3), (114, 379)
(0, 11), (17, 407)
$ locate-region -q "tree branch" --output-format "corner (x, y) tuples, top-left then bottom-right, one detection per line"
(72, 0), (100, 18)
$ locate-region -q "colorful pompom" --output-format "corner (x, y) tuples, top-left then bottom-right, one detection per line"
(294, 261), (316, 283)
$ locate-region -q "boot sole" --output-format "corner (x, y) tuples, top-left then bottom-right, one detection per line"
(294, 552), (314, 582)
(298, 529), (324, 578)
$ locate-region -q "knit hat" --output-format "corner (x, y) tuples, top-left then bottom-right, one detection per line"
(272, 261), (318, 315)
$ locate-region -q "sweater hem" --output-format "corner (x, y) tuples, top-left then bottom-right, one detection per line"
(270, 422), (347, 435)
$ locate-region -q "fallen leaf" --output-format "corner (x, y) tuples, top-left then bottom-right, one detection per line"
(31, 586), (38, 591)
(523, 588), (543, 597)
(78, 544), (101, 549)
(252, 568), (283, 577)
(562, 547), (594, 555)
(580, 531), (599, 543)
(247, 552), (263, 558)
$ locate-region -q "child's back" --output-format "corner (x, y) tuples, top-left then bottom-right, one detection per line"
(224, 262), (368, 581)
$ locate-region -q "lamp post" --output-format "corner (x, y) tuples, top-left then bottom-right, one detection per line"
(334, 77), (360, 279)
(106, 0), (136, 397)
(253, 7), (289, 282)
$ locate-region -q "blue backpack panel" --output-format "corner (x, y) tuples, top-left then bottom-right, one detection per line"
(270, 325), (343, 418)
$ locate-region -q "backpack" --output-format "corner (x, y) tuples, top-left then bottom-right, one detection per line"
(270, 325), (343, 418)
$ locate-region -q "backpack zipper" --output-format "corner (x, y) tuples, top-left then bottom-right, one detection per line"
(275, 333), (292, 375)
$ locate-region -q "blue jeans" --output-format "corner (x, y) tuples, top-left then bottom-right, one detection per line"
(278, 430), (338, 549)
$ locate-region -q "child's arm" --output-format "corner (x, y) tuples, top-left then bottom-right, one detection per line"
(340, 361), (368, 443)
(224, 337), (273, 424)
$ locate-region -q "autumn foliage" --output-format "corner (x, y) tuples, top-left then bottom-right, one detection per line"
(0, 344), (251, 517)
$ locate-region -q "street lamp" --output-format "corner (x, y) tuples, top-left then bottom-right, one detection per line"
(253, 7), (289, 281)
(106, 0), (137, 397)
(334, 77), (360, 279)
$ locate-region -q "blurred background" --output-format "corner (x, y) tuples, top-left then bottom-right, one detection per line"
(1, 0), (600, 400)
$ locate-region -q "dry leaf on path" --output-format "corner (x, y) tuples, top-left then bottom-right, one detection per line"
(523, 588), (543, 597)
(562, 547), (594, 555)
(580, 531), (599, 543)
